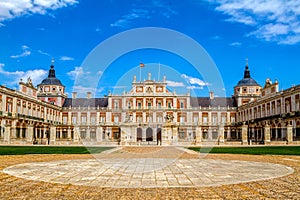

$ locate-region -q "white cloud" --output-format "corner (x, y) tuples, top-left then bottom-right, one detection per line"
(37, 50), (50, 56)
(0, 0), (78, 23)
(10, 45), (31, 58)
(207, 0), (300, 44)
(60, 56), (74, 61)
(230, 42), (242, 46)
(211, 35), (222, 40)
(181, 74), (209, 87)
(110, 1), (177, 28)
(166, 80), (185, 87)
(67, 66), (89, 80)
(186, 85), (204, 90)
(0, 63), (47, 86)
(110, 9), (149, 27)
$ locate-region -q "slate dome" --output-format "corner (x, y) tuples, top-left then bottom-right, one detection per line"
(39, 64), (63, 86)
(236, 65), (260, 87)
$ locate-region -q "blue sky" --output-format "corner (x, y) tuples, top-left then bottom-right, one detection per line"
(0, 0), (300, 97)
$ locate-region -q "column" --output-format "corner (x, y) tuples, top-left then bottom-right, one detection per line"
(133, 112), (136, 123)
(143, 98), (146, 109)
(153, 112), (156, 123)
(264, 123), (271, 143)
(199, 111), (202, 125)
(133, 98), (136, 109)
(96, 112), (100, 124)
(67, 111), (72, 125)
(67, 127), (71, 140)
(27, 125), (34, 143)
(87, 112), (91, 125)
(287, 123), (293, 143)
(73, 126), (80, 142)
(2, 95), (6, 114)
(208, 112), (212, 125)
(142, 112), (146, 123)
(241, 123), (248, 144)
(196, 126), (202, 143)
(227, 127), (231, 139)
(97, 126), (102, 142)
(49, 125), (56, 144)
(12, 97), (17, 117)
(208, 128), (212, 141)
(4, 124), (11, 144)
(219, 126), (224, 143)
(86, 127), (90, 140)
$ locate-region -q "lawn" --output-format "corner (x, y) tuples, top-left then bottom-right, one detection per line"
(0, 146), (114, 155)
(188, 146), (300, 155)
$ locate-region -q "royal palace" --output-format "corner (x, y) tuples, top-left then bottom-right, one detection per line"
(0, 62), (300, 146)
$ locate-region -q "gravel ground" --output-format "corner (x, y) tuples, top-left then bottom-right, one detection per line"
(0, 147), (299, 200)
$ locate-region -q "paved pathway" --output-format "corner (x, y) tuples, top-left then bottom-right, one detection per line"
(2, 147), (293, 188)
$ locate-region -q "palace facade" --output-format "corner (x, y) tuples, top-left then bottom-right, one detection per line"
(0, 62), (299, 146)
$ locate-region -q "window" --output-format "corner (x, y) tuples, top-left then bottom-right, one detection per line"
(90, 131), (96, 139)
(180, 102), (184, 108)
(72, 117), (77, 125)
(63, 117), (67, 124)
(90, 117), (96, 125)
(80, 131), (86, 139)
(212, 117), (217, 125)
(148, 102), (151, 109)
(222, 116), (226, 124)
(100, 116), (105, 123)
(157, 116), (162, 123)
(137, 102), (142, 109)
(114, 116), (119, 123)
(193, 116), (198, 123)
(81, 116), (87, 125)
(231, 117), (235, 123)
(203, 117), (208, 124)
(157, 102), (162, 108)
(114, 101), (119, 109)
(180, 116), (185, 123)
(179, 131), (185, 139)
(168, 102), (172, 108)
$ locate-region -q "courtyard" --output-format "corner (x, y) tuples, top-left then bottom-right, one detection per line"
(0, 146), (299, 199)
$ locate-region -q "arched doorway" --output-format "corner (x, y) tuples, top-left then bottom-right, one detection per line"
(157, 128), (161, 145)
(146, 127), (153, 141)
(137, 128), (142, 142)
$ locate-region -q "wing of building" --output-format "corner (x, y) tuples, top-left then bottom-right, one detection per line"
(0, 62), (299, 145)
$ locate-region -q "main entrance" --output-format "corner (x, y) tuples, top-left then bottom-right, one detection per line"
(146, 127), (153, 141)
(157, 128), (161, 145)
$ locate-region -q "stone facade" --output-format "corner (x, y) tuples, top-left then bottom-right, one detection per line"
(0, 62), (299, 145)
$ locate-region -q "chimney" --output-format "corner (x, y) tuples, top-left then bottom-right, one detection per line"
(72, 92), (77, 99)
(87, 92), (92, 99)
(148, 72), (151, 80)
(209, 91), (214, 99)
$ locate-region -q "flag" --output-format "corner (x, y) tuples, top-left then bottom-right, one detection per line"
(140, 63), (145, 68)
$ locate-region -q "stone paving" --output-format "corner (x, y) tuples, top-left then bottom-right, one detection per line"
(3, 153), (293, 188)
(0, 147), (299, 199)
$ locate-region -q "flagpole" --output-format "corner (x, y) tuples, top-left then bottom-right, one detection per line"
(139, 64), (142, 82)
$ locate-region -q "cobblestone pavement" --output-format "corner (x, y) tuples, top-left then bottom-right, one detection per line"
(0, 147), (299, 199)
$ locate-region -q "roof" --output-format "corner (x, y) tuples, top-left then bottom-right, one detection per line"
(62, 98), (108, 108)
(38, 65), (64, 86)
(236, 65), (260, 87)
(190, 97), (236, 107)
